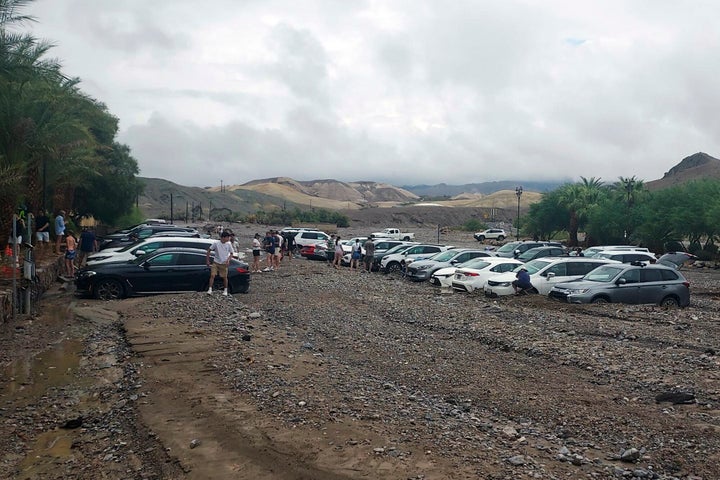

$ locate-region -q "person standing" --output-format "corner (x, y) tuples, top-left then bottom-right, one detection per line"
(35, 211), (50, 252)
(64, 230), (77, 278)
(54, 210), (66, 254)
(77, 227), (98, 267)
(350, 238), (362, 270)
(274, 230), (283, 268)
(251, 233), (262, 273)
(362, 238), (375, 273)
(332, 236), (343, 269)
(262, 231), (276, 272)
(206, 231), (234, 296)
(326, 235), (335, 265)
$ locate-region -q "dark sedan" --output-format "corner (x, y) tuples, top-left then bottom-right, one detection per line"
(76, 247), (250, 300)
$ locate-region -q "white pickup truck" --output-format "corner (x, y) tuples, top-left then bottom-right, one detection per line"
(370, 228), (415, 241)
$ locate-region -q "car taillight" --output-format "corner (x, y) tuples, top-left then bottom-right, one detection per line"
(235, 267), (249, 273)
(464, 272), (479, 276)
(683, 281), (690, 288)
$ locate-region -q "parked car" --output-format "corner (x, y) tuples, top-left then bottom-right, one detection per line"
(294, 230), (331, 248)
(515, 246), (568, 262)
(549, 262), (690, 307)
(474, 228), (506, 242)
(99, 225), (199, 250)
(371, 243), (418, 271)
(86, 237), (215, 265)
(430, 257), (521, 288)
(75, 247), (251, 300)
(494, 241), (564, 258)
(657, 252), (697, 269)
(582, 245), (651, 258)
(380, 244), (451, 273)
(449, 258), (525, 292)
(594, 250), (657, 264)
(484, 257), (619, 297)
(406, 249), (494, 282)
(299, 243), (330, 261)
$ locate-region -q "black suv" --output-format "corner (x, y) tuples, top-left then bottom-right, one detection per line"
(99, 225), (199, 250)
(495, 240), (564, 258)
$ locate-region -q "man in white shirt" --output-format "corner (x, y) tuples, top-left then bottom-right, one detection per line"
(206, 231), (234, 296)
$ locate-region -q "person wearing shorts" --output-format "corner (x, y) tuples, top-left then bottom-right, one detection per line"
(64, 230), (77, 278)
(251, 233), (262, 273)
(206, 231), (234, 296)
(263, 231), (276, 272)
(54, 210), (66, 254)
(35, 211), (50, 248)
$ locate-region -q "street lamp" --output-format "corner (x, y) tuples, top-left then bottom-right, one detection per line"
(515, 186), (523, 240)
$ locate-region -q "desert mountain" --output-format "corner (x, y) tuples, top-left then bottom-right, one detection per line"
(645, 152), (720, 190)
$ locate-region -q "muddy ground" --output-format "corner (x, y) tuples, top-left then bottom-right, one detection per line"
(0, 229), (719, 479)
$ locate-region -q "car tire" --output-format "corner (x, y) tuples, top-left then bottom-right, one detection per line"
(660, 296), (680, 308)
(95, 279), (124, 300)
(591, 296), (609, 304)
(476, 236), (485, 242)
(497, 235), (505, 241)
(386, 261), (401, 273)
(403, 236), (411, 241)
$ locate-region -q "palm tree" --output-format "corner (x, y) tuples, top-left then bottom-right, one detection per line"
(558, 177), (605, 246)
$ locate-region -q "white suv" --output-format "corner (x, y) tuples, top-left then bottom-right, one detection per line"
(380, 244), (452, 273)
(484, 257), (620, 296)
(474, 228), (506, 242)
(86, 237), (215, 266)
(294, 230), (331, 247)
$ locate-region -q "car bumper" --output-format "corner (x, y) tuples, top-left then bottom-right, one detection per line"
(430, 275), (452, 287)
(451, 281), (473, 292)
(484, 284), (514, 297)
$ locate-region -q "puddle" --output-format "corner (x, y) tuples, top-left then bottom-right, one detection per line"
(1, 338), (83, 403)
(17, 429), (78, 479)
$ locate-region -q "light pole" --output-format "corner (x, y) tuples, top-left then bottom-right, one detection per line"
(515, 186), (523, 240)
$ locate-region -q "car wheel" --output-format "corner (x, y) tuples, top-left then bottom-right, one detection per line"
(95, 279), (124, 300)
(497, 235), (505, 241)
(233, 283), (250, 294)
(386, 261), (401, 273)
(660, 296), (680, 308)
(403, 236), (411, 241)
(477, 236), (485, 242)
(591, 296), (609, 304)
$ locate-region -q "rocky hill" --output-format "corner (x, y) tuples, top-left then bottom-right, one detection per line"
(645, 152), (720, 190)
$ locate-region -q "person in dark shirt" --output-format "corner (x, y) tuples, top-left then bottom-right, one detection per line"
(35, 211), (50, 250)
(512, 267), (533, 294)
(77, 227), (98, 267)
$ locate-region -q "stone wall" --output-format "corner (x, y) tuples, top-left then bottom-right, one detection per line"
(0, 256), (64, 323)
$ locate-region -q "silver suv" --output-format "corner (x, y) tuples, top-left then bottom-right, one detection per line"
(549, 262), (690, 307)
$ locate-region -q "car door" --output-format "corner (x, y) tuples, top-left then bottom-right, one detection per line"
(536, 262), (568, 294)
(129, 252), (183, 292)
(176, 252), (211, 290)
(638, 268), (665, 304)
(612, 268), (642, 303)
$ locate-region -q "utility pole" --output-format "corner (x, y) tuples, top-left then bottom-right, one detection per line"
(515, 186), (523, 241)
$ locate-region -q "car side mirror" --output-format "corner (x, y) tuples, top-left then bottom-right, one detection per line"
(546, 272), (555, 279)
(134, 250), (145, 256)
(616, 278), (626, 285)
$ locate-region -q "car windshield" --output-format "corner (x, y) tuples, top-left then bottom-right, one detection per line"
(583, 264), (625, 282)
(117, 241), (144, 253)
(430, 250), (459, 262)
(513, 259), (551, 275)
(496, 242), (520, 254)
(385, 244), (412, 254)
(461, 259), (491, 270)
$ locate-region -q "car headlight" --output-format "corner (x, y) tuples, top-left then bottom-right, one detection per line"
(566, 288), (589, 294)
(78, 271), (97, 278)
(497, 281), (512, 287)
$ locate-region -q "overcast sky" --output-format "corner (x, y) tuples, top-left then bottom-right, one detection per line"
(26, 0), (720, 188)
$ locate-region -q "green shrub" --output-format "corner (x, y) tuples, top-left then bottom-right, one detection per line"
(462, 219), (486, 232)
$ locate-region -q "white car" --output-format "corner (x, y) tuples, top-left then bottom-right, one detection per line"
(582, 245), (651, 257)
(473, 228), (507, 242)
(380, 244), (451, 273)
(484, 257), (620, 297)
(448, 258), (524, 291)
(86, 237), (216, 266)
(592, 250), (657, 264)
(294, 230), (331, 248)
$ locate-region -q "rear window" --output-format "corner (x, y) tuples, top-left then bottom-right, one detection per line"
(640, 269), (663, 282)
(660, 269), (680, 280)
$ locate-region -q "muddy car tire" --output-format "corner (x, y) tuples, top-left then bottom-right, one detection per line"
(660, 296), (680, 308)
(95, 279), (124, 300)
(591, 296), (609, 304)
(386, 261), (401, 273)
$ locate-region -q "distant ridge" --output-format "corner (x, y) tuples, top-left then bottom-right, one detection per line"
(402, 180), (566, 197)
(646, 152), (720, 190)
